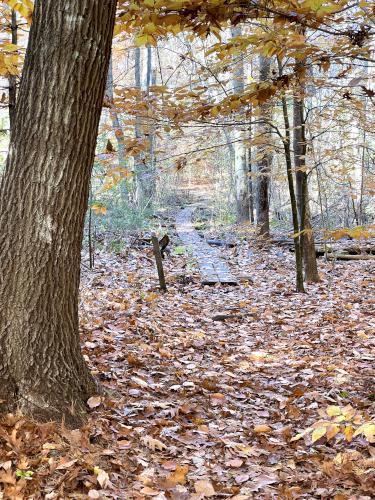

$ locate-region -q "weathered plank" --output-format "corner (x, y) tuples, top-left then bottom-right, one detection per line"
(176, 206), (238, 285)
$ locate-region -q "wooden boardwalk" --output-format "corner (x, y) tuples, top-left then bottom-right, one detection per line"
(176, 206), (238, 285)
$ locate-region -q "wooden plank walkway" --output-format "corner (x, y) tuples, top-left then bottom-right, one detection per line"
(176, 206), (238, 285)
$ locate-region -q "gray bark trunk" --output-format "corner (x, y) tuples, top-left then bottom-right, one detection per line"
(293, 91), (319, 282)
(0, 0), (117, 426)
(231, 26), (249, 222)
(256, 56), (272, 237)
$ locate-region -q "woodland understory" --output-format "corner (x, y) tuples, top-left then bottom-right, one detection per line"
(0, 217), (374, 499)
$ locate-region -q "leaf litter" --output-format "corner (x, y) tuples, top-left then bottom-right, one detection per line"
(0, 235), (375, 498)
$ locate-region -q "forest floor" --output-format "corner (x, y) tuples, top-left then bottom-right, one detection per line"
(1, 212), (375, 499)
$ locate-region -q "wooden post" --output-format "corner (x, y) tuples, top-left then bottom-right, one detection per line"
(151, 233), (167, 291)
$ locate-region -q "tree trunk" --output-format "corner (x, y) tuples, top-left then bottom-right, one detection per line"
(248, 146), (255, 223)
(8, 9), (17, 136)
(293, 94), (320, 282)
(256, 55), (272, 237)
(134, 46), (144, 205)
(0, 0), (117, 426)
(231, 26), (249, 222)
(143, 47), (156, 200)
(278, 60), (304, 292)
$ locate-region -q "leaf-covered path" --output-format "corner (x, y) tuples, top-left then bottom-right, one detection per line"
(1, 238), (375, 498)
(176, 205), (238, 285)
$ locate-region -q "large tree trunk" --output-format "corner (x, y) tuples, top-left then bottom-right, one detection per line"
(0, 0), (117, 426)
(256, 56), (272, 237)
(231, 26), (249, 222)
(293, 94), (320, 282)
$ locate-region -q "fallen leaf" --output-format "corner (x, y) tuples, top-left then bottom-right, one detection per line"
(194, 479), (216, 497)
(141, 435), (168, 452)
(165, 464), (189, 487)
(87, 396), (102, 409)
(254, 424), (272, 434)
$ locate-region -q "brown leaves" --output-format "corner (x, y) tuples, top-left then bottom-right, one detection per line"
(194, 479), (216, 497)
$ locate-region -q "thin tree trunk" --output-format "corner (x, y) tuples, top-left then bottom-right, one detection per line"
(134, 46), (143, 205)
(8, 9), (17, 136)
(256, 55), (272, 236)
(0, 0), (117, 425)
(143, 47), (156, 199)
(248, 146), (255, 223)
(231, 26), (249, 222)
(293, 92), (320, 282)
(278, 61), (304, 292)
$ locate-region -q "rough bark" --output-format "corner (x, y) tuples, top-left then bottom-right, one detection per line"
(0, 0), (117, 426)
(256, 56), (272, 237)
(231, 26), (249, 222)
(293, 95), (320, 282)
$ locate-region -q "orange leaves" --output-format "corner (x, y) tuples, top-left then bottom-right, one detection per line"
(164, 464), (189, 487)
(254, 424), (272, 434)
(327, 226), (375, 241)
(91, 203), (107, 215)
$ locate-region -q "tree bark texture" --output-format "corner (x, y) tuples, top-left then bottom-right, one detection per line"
(256, 56), (272, 237)
(0, 0), (117, 425)
(293, 95), (320, 282)
(231, 26), (249, 222)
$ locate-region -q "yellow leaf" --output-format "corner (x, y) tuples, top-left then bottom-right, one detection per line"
(354, 423), (375, 443)
(344, 425), (354, 442)
(311, 426), (326, 443)
(327, 406), (341, 417)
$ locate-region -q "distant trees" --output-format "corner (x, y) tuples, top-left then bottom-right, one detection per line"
(0, 0), (117, 425)
(231, 25), (250, 222)
(256, 56), (272, 238)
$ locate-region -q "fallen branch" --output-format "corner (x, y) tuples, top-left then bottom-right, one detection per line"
(326, 254), (375, 261)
